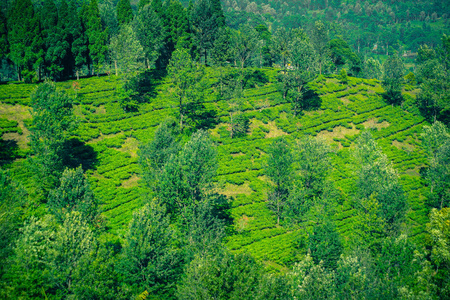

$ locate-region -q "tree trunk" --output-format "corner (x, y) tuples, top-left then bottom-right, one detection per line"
(115, 60), (118, 76)
(146, 58), (150, 69)
(76, 70), (79, 81)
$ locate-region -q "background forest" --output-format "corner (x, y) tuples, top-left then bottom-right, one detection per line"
(0, 0), (450, 299)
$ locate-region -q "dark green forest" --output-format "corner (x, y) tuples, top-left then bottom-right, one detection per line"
(0, 0), (449, 299)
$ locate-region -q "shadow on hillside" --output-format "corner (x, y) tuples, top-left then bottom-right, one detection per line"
(185, 102), (220, 131)
(64, 138), (98, 171)
(302, 88), (322, 111)
(0, 138), (20, 166)
(132, 69), (167, 101)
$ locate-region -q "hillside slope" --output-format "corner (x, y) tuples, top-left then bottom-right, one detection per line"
(0, 69), (429, 268)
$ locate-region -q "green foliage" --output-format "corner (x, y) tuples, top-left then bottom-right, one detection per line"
(177, 250), (262, 300)
(421, 122), (450, 209)
(139, 120), (179, 192)
(48, 166), (98, 223)
(117, 0), (133, 25)
(29, 81), (75, 195)
(265, 137), (293, 224)
(120, 200), (181, 297)
(7, 0), (42, 82)
(109, 24), (145, 77)
(354, 131), (406, 226)
(167, 48), (205, 131)
(158, 130), (217, 217)
(382, 54), (405, 105)
(308, 220), (342, 270)
(133, 4), (165, 69)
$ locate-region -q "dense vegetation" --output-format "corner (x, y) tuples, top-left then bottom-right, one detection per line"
(0, 0), (449, 299)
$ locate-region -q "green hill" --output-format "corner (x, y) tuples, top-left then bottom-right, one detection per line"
(0, 69), (429, 269)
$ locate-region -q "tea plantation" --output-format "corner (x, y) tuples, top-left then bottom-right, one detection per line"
(0, 69), (429, 269)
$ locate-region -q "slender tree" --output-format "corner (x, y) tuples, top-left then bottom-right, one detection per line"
(133, 4), (165, 69)
(7, 0), (43, 82)
(167, 48), (204, 131)
(29, 81), (75, 195)
(85, 0), (107, 75)
(116, 0), (133, 25)
(266, 137), (293, 224)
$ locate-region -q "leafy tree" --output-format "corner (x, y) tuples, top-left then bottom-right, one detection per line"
(85, 0), (107, 75)
(354, 131), (406, 226)
(363, 57), (382, 79)
(0, 170), (25, 279)
(335, 254), (371, 299)
(3, 215), (57, 298)
(157, 130), (217, 217)
(382, 54), (405, 105)
(70, 0), (89, 80)
(289, 253), (336, 299)
(46, 211), (96, 298)
(427, 207), (450, 297)
(139, 121), (179, 192)
(308, 220), (343, 270)
(41, 0), (70, 80)
(109, 24), (145, 76)
(297, 136), (331, 196)
(48, 166), (98, 223)
(29, 81), (75, 196)
(328, 38), (361, 75)
(7, 0), (43, 82)
(210, 27), (232, 67)
(230, 24), (259, 69)
(0, 9), (7, 60)
(116, 0), (133, 25)
(119, 200), (181, 297)
(311, 20), (330, 75)
(133, 4), (165, 69)
(265, 137), (293, 224)
(190, 0), (223, 65)
(352, 194), (386, 251)
(285, 38), (319, 115)
(421, 121), (450, 209)
(167, 48), (205, 131)
(272, 27), (292, 69)
(416, 36), (450, 125)
(177, 251), (262, 300)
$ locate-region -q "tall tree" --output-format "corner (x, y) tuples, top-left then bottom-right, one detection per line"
(85, 0), (107, 75)
(120, 200), (181, 297)
(116, 0), (133, 25)
(285, 37), (319, 115)
(311, 20), (330, 75)
(41, 0), (69, 80)
(109, 24), (145, 76)
(157, 130), (217, 218)
(0, 8), (8, 61)
(7, 0), (43, 82)
(29, 81), (75, 195)
(133, 4), (165, 69)
(139, 121), (179, 192)
(382, 54), (404, 106)
(416, 36), (450, 125)
(70, 0), (89, 80)
(354, 131), (406, 227)
(167, 48), (205, 131)
(177, 251), (262, 300)
(266, 137), (293, 224)
(421, 121), (450, 209)
(190, 0), (222, 65)
(231, 24), (259, 69)
(48, 166), (98, 223)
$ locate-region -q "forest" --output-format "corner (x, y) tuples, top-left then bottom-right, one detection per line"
(0, 0), (449, 299)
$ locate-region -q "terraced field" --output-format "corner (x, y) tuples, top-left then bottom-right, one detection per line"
(0, 69), (429, 269)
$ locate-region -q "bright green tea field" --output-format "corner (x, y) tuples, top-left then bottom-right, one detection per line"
(0, 69), (429, 269)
